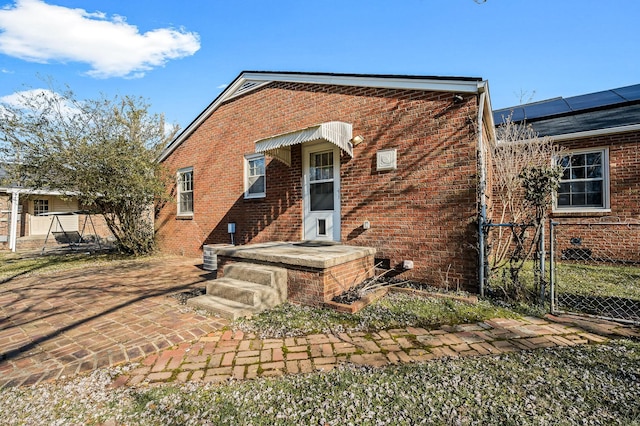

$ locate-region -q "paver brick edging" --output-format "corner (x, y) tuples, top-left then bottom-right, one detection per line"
(116, 316), (638, 388)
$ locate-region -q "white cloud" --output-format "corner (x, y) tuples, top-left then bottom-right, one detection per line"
(0, 88), (79, 117)
(216, 84), (228, 90)
(0, 0), (200, 78)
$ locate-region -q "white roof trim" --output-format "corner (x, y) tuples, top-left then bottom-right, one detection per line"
(158, 71), (488, 162)
(255, 122), (353, 167)
(0, 187), (71, 196)
(549, 123), (640, 142)
(241, 72), (483, 94)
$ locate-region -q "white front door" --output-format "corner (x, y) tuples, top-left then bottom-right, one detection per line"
(302, 142), (341, 241)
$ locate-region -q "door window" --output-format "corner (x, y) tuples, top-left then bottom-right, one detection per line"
(309, 151), (334, 211)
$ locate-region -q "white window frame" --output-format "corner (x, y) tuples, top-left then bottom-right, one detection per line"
(244, 154), (266, 199)
(553, 147), (610, 213)
(177, 167), (194, 216)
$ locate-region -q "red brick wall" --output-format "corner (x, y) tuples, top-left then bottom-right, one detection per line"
(554, 132), (640, 220)
(487, 130), (640, 263)
(157, 82), (481, 289)
(0, 194), (9, 247)
(0, 194), (27, 250)
(551, 131), (640, 262)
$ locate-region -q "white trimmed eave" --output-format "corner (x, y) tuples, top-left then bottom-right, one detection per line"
(549, 123), (640, 142)
(1, 187), (71, 196)
(158, 72), (486, 162)
(241, 72), (483, 94)
(478, 81), (496, 142)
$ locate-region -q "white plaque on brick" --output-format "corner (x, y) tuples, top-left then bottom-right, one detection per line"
(376, 149), (397, 171)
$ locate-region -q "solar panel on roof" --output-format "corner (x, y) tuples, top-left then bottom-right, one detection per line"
(521, 98), (571, 120)
(565, 90), (624, 111)
(497, 83), (640, 123)
(612, 84), (640, 102)
(493, 106), (525, 124)
(528, 104), (640, 136)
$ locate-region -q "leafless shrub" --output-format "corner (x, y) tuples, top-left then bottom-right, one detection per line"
(488, 113), (564, 302)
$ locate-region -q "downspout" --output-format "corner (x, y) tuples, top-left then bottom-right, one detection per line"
(477, 85), (487, 297)
(9, 190), (19, 252)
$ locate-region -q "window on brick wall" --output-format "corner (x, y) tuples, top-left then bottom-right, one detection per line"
(244, 154), (265, 199)
(555, 148), (609, 211)
(177, 167), (193, 216)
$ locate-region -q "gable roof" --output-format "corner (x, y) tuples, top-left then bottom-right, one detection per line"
(493, 84), (640, 138)
(159, 71), (491, 162)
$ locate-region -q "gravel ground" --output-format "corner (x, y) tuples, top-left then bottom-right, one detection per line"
(1, 340), (638, 425)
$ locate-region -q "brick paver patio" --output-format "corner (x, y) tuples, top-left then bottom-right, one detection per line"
(1, 254), (638, 389)
(0, 256), (228, 388)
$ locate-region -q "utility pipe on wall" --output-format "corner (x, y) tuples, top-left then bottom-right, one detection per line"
(476, 85), (487, 297)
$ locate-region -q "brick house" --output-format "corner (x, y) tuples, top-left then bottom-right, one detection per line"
(493, 84), (640, 262)
(156, 71), (495, 292)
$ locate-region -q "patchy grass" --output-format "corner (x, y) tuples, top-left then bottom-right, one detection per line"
(2, 341), (638, 425)
(235, 292), (520, 338)
(556, 262), (640, 301)
(489, 260), (640, 301)
(0, 251), (156, 283)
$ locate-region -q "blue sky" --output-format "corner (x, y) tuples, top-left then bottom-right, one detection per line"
(1, 0), (639, 130)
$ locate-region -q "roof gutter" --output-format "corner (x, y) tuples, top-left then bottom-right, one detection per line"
(495, 123), (640, 145)
(476, 81), (490, 297)
(549, 123), (640, 142)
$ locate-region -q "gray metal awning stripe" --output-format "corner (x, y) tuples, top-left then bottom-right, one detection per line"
(255, 122), (353, 166)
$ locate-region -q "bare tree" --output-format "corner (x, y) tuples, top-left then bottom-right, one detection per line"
(488, 113), (563, 301)
(0, 84), (178, 255)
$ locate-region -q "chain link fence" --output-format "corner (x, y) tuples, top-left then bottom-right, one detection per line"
(550, 219), (640, 324)
(483, 222), (548, 305)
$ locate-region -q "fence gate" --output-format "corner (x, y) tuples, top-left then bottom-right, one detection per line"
(550, 218), (640, 324)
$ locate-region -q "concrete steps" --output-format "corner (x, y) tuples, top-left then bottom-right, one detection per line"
(187, 262), (287, 320)
(206, 278), (281, 307)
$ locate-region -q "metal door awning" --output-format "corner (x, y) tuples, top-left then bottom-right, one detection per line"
(255, 121), (353, 166)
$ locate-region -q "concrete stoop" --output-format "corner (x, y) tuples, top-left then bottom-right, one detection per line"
(187, 262), (287, 320)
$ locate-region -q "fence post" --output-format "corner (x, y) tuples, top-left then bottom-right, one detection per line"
(549, 218), (556, 314)
(478, 205), (486, 298)
(539, 219), (546, 305)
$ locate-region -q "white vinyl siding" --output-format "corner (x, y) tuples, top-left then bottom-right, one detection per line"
(30, 197), (79, 235)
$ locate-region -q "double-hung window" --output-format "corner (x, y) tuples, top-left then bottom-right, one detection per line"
(177, 167), (193, 216)
(555, 148), (609, 211)
(244, 154), (265, 199)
